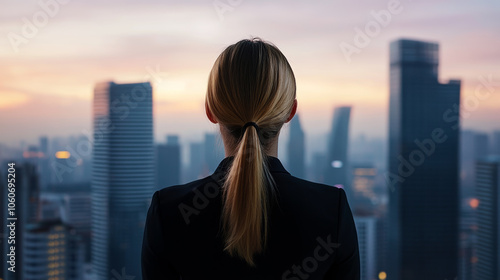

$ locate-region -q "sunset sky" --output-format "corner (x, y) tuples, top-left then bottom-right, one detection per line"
(1, 0), (499, 154)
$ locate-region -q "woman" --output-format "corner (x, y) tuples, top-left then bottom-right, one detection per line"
(141, 38), (360, 279)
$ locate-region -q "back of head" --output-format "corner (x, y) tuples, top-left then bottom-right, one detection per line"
(206, 37), (296, 266)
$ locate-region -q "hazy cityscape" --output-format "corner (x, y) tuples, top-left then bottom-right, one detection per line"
(1, 1), (500, 280)
(1, 38), (500, 279)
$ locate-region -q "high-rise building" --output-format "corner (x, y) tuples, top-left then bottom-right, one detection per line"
(38, 136), (50, 190)
(311, 152), (326, 183)
(61, 191), (91, 263)
(188, 142), (204, 181)
(461, 130), (477, 198)
(492, 131), (500, 155)
(474, 156), (500, 280)
(91, 81), (154, 279)
(204, 133), (224, 175)
(23, 219), (83, 280)
(155, 135), (181, 189)
(350, 164), (378, 214)
(354, 216), (377, 280)
(287, 113), (305, 179)
(474, 133), (490, 159)
(324, 106), (351, 192)
(2, 162), (41, 280)
(387, 39), (460, 280)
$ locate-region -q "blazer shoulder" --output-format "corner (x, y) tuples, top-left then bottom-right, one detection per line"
(279, 173), (345, 198)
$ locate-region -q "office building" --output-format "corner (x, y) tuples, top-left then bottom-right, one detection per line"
(387, 39), (460, 280)
(156, 135), (181, 189)
(91, 81), (154, 279)
(287, 113), (306, 179)
(324, 106), (351, 193)
(474, 156), (500, 280)
(354, 216), (377, 280)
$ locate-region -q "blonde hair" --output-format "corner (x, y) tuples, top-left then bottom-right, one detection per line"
(205, 38), (296, 266)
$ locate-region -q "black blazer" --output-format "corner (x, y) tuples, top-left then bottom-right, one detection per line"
(142, 156), (360, 280)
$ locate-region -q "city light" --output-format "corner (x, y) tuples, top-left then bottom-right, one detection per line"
(55, 151), (71, 159)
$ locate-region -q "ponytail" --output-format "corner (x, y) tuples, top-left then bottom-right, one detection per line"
(222, 124), (272, 266)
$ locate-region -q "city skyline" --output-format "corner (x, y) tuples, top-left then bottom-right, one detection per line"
(1, 0), (500, 146)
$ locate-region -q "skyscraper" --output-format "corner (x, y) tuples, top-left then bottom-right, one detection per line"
(324, 106), (351, 192)
(350, 164), (378, 214)
(387, 39), (460, 280)
(474, 133), (490, 159)
(354, 216), (377, 280)
(287, 113), (305, 179)
(204, 133), (224, 175)
(492, 130), (500, 155)
(2, 162), (41, 280)
(474, 156), (500, 280)
(188, 142), (204, 181)
(155, 134), (181, 189)
(91, 81), (154, 279)
(23, 219), (83, 280)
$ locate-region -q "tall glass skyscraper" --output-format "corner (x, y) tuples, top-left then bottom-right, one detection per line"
(287, 113), (305, 179)
(474, 156), (500, 280)
(387, 39), (460, 280)
(155, 135), (181, 189)
(91, 81), (154, 279)
(324, 106), (351, 191)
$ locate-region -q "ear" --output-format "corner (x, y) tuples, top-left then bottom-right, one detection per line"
(285, 99), (297, 123)
(205, 101), (217, 124)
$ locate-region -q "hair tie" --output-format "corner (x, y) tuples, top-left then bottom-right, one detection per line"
(242, 122), (259, 132)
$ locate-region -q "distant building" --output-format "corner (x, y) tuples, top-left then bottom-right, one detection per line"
(91, 81), (154, 279)
(287, 113), (305, 179)
(492, 131), (500, 155)
(204, 133), (224, 175)
(188, 142), (205, 181)
(23, 219), (83, 280)
(311, 152), (326, 183)
(474, 156), (500, 280)
(474, 133), (490, 159)
(2, 162), (41, 280)
(324, 106), (351, 193)
(387, 39), (460, 280)
(350, 164), (377, 214)
(354, 216), (377, 280)
(156, 135), (181, 189)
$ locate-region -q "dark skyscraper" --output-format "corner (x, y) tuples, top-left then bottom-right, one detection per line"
(492, 130), (500, 155)
(324, 106), (351, 191)
(474, 156), (500, 280)
(156, 134), (181, 189)
(2, 162), (40, 280)
(287, 113), (305, 179)
(387, 39), (460, 280)
(91, 81), (154, 279)
(188, 142), (204, 181)
(474, 133), (490, 159)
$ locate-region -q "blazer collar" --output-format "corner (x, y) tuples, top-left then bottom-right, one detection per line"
(214, 155), (290, 175)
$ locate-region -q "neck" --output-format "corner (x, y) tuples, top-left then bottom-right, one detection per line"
(219, 126), (279, 158)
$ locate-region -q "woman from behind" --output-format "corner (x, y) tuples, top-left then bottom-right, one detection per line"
(142, 37), (360, 280)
